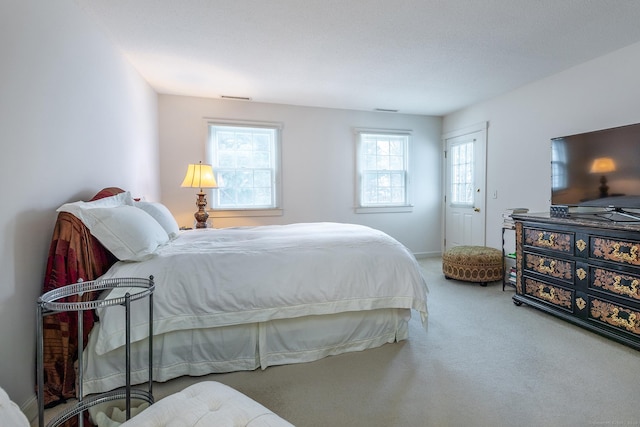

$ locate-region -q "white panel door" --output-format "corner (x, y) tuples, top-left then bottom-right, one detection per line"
(444, 124), (487, 251)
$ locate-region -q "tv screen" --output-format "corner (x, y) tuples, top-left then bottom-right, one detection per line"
(551, 123), (640, 211)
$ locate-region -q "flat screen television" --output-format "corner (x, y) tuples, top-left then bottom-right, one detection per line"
(551, 122), (640, 221)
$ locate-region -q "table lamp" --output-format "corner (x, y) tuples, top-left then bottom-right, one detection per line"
(181, 161), (217, 228)
(589, 157), (616, 198)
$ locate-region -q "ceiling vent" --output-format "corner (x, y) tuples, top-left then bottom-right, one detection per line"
(221, 95), (252, 101)
(374, 108), (398, 113)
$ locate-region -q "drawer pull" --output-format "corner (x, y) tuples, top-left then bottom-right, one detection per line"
(612, 243), (639, 262)
(537, 259), (556, 274)
(613, 276), (640, 298)
(577, 268), (587, 280)
(610, 308), (637, 331)
(537, 232), (555, 247)
(537, 284), (556, 302)
(576, 239), (587, 252)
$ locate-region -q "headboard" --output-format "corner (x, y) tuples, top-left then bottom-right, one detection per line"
(40, 188), (123, 407)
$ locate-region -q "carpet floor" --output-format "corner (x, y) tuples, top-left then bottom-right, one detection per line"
(39, 257), (640, 426)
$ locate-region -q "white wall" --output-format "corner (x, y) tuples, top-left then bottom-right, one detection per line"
(443, 41), (640, 250)
(158, 95), (443, 256)
(0, 0), (158, 412)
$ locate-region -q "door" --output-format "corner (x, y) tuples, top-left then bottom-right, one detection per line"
(443, 123), (487, 251)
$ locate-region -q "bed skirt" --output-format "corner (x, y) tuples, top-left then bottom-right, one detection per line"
(82, 308), (411, 395)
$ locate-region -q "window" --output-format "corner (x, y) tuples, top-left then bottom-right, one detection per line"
(449, 141), (474, 205)
(551, 138), (568, 191)
(356, 129), (411, 212)
(207, 122), (281, 213)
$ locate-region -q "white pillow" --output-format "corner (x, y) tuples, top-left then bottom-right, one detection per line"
(135, 201), (180, 239)
(76, 205), (170, 261)
(57, 191), (135, 220)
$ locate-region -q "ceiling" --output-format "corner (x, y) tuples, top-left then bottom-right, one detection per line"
(74, 0), (640, 116)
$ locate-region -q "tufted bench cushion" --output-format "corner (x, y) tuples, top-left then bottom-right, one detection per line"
(119, 381), (294, 427)
(442, 245), (503, 285)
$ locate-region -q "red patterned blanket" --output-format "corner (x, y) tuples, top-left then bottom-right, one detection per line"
(40, 188), (122, 409)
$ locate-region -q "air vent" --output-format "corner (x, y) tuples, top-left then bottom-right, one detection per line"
(221, 95), (252, 101)
(374, 108), (398, 113)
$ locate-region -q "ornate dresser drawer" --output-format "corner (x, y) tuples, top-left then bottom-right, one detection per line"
(591, 236), (640, 267)
(523, 277), (574, 313)
(524, 227), (574, 254)
(524, 253), (574, 284)
(590, 267), (640, 302)
(589, 297), (640, 339)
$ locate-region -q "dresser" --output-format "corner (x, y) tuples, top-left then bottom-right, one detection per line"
(512, 212), (640, 350)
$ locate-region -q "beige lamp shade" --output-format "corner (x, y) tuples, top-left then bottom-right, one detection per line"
(589, 157), (616, 174)
(181, 162), (218, 190)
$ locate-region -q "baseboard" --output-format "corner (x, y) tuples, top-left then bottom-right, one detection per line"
(413, 251), (441, 259)
(22, 393), (38, 425)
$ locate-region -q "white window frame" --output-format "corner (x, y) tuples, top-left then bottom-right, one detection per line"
(354, 128), (413, 214)
(205, 119), (283, 218)
(448, 139), (475, 207)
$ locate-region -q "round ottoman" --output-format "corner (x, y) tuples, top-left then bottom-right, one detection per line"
(442, 245), (503, 286)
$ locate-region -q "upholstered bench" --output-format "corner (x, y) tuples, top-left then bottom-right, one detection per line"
(103, 381), (294, 427)
(442, 245), (503, 286)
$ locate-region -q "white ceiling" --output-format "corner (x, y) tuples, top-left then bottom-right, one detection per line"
(75, 0), (640, 116)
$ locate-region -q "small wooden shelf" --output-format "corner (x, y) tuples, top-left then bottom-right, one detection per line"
(502, 226), (516, 291)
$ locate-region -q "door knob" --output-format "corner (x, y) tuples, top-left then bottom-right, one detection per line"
(474, 208), (480, 212)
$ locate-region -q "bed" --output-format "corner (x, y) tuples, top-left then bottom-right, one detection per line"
(40, 188), (428, 405)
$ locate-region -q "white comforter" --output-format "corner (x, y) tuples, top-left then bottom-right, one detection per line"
(94, 222), (428, 355)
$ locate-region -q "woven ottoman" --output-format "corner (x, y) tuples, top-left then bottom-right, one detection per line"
(442, 245), (503, 286)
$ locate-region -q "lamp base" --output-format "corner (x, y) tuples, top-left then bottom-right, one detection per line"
(194, 214), (209, 229)
(194, 192), (210, 228)
(598, 175), (609, 198)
